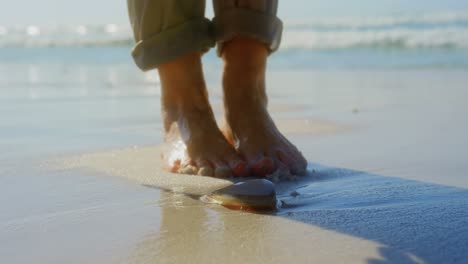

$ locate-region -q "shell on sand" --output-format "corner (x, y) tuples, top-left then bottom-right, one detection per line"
(200, 179), (278, 211)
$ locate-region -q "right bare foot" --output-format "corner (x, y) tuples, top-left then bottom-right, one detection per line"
(220, 37), (308, 177)
(158, 53), (247, 178)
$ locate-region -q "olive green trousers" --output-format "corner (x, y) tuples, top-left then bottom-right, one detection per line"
(127, 0), (282, 71)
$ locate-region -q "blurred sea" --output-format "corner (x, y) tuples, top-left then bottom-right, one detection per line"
(1, 12), (468, 69)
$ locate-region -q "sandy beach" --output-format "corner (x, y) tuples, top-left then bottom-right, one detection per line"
(1, 64), (468, 263)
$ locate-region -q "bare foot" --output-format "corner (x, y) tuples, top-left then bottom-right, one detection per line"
(221, 37), (307, 177)
(158, 53), (247, 178)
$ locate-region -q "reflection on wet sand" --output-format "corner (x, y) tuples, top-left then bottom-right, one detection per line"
(127, 190), (384, 263)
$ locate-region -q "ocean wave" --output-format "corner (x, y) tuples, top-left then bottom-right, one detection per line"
(1, 13), (468, 50)
(285, 12), (468, 30)
(0, 24), (133, 48)
(282, 27), (468, 49)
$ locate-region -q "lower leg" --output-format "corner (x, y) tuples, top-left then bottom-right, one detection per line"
(221, 37), (307, 176)
(158, 52), (247, 177)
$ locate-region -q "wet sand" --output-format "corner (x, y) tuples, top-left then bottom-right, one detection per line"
(1, 69), (468, 263)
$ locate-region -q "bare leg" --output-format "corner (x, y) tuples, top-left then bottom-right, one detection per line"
(159, 52), (247, 177)
(221, 37), (307, 176)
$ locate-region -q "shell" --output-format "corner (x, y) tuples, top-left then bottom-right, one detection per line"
(200, 179), (277, 211)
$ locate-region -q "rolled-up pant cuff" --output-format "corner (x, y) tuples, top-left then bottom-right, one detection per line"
(213, 7), (283, 56)
(131, 18), (215, 71)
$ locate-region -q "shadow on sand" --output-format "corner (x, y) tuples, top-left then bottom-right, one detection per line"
(274, 163), (468, 263)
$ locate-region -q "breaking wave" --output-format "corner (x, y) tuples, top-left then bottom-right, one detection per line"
(1, 13), (468, 50)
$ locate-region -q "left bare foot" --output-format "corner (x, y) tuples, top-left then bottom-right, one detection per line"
(158, 52), (247, 178)
(221, 37), (307, 177)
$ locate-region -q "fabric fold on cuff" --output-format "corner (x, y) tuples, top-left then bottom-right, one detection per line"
(131, 18), (215, 71)
(212, 8), (283, 56)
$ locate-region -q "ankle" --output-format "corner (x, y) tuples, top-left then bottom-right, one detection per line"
(222, 60), (268, 109)
(222, 37), (268, 70)
(158, 52), (211, 115)
(158, 53), (203, 80)
(221, 38), (268, 103)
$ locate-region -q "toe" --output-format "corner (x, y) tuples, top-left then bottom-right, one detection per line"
(227, 160), (249, 177)
(276, 149), (307, 176)
(178, 164), (197, 175)
(198, 166), (214, 176)
(169, 159), (181, 173)
(196, 160), (214, 176)
(276, 149), (293, 167)
(222, 150), (248, 177)
(276, 159), (294, 179)
(251, 156), (276, 177)
(215, 166), (231, 178)
(212, 159), (232, 178)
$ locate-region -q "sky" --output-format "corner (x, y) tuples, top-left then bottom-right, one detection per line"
(1, 0), (468, 26)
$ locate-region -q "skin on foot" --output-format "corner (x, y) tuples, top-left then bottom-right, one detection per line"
(158, 53), (247, 178)
(221, 37), (308, 177)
